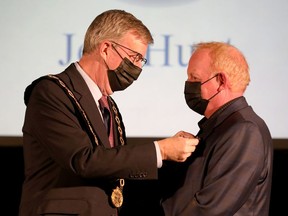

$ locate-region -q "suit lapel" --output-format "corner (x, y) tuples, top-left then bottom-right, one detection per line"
(59, 64), (111, 148)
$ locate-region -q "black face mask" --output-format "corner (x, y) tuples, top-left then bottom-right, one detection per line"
(184, 74), (219, 115)
(108, 57), (142, 92)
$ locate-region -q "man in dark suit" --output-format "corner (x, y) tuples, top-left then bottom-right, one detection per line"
(19, 9), (199, 216)
(160, 42), (273, 216)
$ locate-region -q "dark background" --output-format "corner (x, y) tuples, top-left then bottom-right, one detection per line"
(1, 137), (287, 216)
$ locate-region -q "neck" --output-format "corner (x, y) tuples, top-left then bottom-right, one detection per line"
(78, 55), (112, 96)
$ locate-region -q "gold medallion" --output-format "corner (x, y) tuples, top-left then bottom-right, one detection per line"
(111, 186), (123, 208)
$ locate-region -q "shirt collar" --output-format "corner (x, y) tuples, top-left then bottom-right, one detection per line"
(198, 96), (244, 136)
(74, 62), (102, 102)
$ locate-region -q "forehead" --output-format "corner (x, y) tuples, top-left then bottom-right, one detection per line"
(187, 49), (211, 79)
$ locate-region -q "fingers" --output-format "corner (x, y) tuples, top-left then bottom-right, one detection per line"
(178, 136), (199, 161)
(186, 137), (199, 147)
(157, 135), (200, 162)
(175, 130), (196, 139)
(185, 143), (197, 153)
(177, 138), (198, 161)
(176, 152), (192, 162)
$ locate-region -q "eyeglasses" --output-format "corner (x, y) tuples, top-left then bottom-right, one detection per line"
(109, 41), (147, 67)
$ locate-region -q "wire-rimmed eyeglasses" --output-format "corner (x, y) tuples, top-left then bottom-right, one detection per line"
(109, 41), (147, 67)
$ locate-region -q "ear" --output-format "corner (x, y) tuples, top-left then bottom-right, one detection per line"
(99, 41), (111, 59)
(217, 72), (227, 91)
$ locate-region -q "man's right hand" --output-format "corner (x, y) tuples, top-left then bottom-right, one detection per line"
(157, 131), (199, 162)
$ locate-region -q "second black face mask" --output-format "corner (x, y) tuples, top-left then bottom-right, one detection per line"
(184, 81), (209, 115)
(108, 57), (142, 92)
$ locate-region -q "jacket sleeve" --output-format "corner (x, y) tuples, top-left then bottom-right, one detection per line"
(23, 78), (158, 180)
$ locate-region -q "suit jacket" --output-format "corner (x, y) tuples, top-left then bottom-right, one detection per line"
(160, 97), (273, 216)
(19, 63), (158, 216)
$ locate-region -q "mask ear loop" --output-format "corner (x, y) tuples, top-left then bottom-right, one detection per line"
(201, 73), (219, 85)
(204, 73), (221, 101)
(103, 42), (125, 70)
(207, 89), (221, 101)
(111, 44), (124, 60)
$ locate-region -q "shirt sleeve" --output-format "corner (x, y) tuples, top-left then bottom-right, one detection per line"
(154, 141), (163, 168)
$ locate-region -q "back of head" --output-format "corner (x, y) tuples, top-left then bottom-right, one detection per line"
(194, 42), (250, 93)
(83, 9), (154, 54)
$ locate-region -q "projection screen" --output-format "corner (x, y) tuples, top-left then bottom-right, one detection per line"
(0, 0), (287, 139)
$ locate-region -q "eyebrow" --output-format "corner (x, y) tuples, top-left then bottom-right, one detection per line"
(188, 73), (201, 81)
